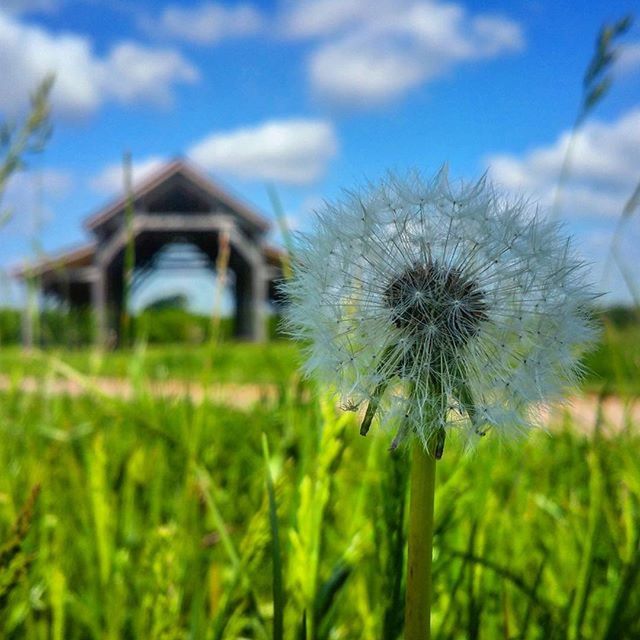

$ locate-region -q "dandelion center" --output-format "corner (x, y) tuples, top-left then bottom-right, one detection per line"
(383, 261), (488, 348)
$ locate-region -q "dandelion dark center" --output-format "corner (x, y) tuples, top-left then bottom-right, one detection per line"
(384, 261), (488, 347)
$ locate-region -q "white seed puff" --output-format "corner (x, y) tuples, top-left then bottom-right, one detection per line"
(284, 168), (598, 452)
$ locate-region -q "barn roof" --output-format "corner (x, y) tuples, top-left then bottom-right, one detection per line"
(13, 243), (97, 279)
(14, 159), (288, 281)
(84, 157), (271, 234)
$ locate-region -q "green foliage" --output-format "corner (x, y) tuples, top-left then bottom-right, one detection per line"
(0, 485), (40, 615)
(144, 295), (189, 312)
(0, 310), (21, 346)
(134, 309), (229, 344)
(0, 349), (638, 638)
(583, 322), (640, 395)
(262, 435), (284, 640)
(0, 314), (637, 396)
(0, 307), (286, 347)
(596, 305), (640, 329)
(0, 308), (96, 347)
(0, 341), (300, 386)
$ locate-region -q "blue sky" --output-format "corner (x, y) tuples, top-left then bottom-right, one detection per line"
(1, 0), (639, 310)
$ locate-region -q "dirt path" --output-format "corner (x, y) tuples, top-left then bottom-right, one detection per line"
(0, 374), (279, 409)
(0, 373), (638, 430)
(540, 395), (640, 433)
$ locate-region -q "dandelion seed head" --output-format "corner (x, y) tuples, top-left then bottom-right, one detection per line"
(283, 168), (598, 450)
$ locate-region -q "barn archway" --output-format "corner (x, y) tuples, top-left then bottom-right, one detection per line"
(15, 159), (284, 346)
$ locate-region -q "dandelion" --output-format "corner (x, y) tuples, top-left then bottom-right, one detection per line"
(285, 168), (596, 450)
(284, 167), (597, 639)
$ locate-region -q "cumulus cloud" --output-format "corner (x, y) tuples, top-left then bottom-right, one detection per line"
(188, 119), (338, 184)
(0, 10), (198, 118)
(150, 2), (264, 44)
(575, 221), (638, 304)
(90, 156), (166, 194)
(286, 0), (523, 106)
(487, 108), (640, 303)
(486, 108), (640, 219)
(100, 43), (198, 105)
(281, 0), (376, 39)
(1, 168), (72, 236)
(615, 42), (640, 77)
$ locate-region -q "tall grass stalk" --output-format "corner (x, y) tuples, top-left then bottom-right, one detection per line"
(210, 230), (231, 344)
(551, 15), (632, 219)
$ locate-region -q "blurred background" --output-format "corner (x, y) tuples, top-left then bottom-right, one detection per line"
(0, 1), (639, 639)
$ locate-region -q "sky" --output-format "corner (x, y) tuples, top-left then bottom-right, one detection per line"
(0, 0), (639, 311)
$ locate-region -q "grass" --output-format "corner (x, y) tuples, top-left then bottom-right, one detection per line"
(0, 368), (638, 639)
(0, 321), (637, 638)
(582, 323), (640, 395)
(0, 322), (637, 394)
(0, 341), (300, 385)
(0, 320), (637, 638)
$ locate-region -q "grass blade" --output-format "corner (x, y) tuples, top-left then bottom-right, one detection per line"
(315, 561), (351, 639)
(601, 541), (640, 640)
(262, 434), (284, 640)
(568, 406), (605, 640)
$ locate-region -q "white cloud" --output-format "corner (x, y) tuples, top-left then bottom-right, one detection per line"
(3, 168), (72, 207)
(486, 108), (640, 219)
(615, 42), (640, 77)
(188, 119), (338, 185)
(152, 2), (264, 44)
(90, 156), (166, 194)
(311, 39), (426, 106)
(100, 43), (198, 106)
(291, 0), (523, 106)
(0, 10), (198, 118)
(281, 0), (376, 39)
(487, 108), (640, 304)
(1, 168), (72, 235)
(576, 223), (639, 304)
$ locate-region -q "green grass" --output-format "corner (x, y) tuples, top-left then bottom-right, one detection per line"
(0, 322), (637, 638)
(0, 378), (640, 640)
(0, 372), (639, 639)
(583, 323), (640, 395)
(0, 322), (637, 394)
(0, 341), (300, 385)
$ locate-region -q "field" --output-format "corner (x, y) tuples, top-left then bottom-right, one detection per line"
(0, 325), (639, 639)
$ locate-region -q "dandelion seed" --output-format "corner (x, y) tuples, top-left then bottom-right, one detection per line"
(284, 167), (598, 453)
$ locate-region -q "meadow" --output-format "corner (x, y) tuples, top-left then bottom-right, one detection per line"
(0, 320), (638, 639)
(0, 10), (637, 639)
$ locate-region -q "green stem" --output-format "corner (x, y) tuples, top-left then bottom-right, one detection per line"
(405, 439), (437, 640)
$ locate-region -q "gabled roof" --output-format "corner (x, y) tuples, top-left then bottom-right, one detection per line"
(84, 158), (271, 233)
(13, 243), (96, 279)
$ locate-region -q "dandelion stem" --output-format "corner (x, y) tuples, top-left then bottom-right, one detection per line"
(405, 438), (437, 640)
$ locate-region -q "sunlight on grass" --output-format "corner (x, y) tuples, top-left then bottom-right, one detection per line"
(0, 368), (638, 638)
